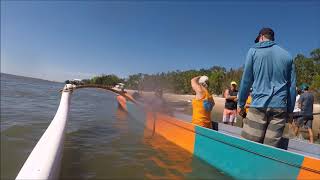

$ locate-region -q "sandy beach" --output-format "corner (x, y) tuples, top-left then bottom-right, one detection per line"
(127, 89), (320, 142)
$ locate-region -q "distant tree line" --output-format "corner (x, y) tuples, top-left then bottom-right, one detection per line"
(83, 48), (320, 102)
(82, 74), (124, 87)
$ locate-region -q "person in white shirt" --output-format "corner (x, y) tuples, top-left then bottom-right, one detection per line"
(290, 88), (302, 136)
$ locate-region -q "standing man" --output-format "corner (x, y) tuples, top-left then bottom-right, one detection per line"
(290, 88), (302, 136)
(294, 84), (314, 143)
(223, 81), (238, 126)
(191, 76), (215, 128)
(238, 28), (296, 148)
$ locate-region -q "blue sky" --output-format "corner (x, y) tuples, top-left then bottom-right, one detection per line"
(1, 0), (319, 82)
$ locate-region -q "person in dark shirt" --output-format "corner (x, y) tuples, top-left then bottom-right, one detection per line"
(294, 84), (314, 143)
(223, 81), (238, 126)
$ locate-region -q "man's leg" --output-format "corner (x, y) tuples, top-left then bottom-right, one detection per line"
(306, 120), (314, 143)
(294, 117), (304, 137)
(308, 128), (314, 143)
(294, 125), (300, 137)
(288, 118), (296, 137)
(241, 108), (267, 143)
(264, 108), (287, 147)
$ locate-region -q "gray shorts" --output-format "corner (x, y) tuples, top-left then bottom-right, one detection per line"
(296, 117), (313, 129)
(241, 108), (287, 147)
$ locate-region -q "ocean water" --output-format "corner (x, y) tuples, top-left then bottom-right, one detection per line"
(0, 73), (230, 179)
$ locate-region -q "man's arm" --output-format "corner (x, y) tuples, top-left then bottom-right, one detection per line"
(238, 49), (254, 108)
(288, 62), (297, 113)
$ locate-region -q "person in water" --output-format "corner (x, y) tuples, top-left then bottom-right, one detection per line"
(191, 76), (215, 128)
(294, 84), (314, 143)
(238, 27), (296, 147)
(223, 81), (238, 126)
(152, 88), (172, 115)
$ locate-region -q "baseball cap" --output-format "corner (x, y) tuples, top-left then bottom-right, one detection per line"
(231, 81), (237, 85)
(255, 28), (275, 43)
(300, 83), (309, 90)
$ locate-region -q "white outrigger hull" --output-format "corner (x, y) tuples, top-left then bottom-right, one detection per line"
(16, 88), (72, 180)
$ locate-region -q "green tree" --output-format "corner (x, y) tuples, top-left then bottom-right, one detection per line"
(294, 54), (316, 86)
(86, 48), (319, 103)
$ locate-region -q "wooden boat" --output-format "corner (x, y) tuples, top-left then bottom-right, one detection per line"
(119, 94), (320, 179)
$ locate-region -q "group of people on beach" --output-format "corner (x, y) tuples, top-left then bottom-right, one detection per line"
(190, 27), (316, 146)
(120, 27), (316, 147)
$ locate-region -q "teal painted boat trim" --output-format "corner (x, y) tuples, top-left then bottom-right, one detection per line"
(125, 102), (319, 179)
(194, 126), (303, 179)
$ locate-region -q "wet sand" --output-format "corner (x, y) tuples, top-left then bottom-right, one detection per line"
(126, 90), (320, 143)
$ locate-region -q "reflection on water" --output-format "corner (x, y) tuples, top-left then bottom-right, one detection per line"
(1, 74), (230, 179)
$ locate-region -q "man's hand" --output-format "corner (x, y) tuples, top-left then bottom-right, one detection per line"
(238, 107), (247, 118)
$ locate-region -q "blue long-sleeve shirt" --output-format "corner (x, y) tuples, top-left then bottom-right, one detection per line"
(238, 41), (296, 113)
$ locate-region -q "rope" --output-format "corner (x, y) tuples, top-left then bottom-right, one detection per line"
(60, 84), (138, 104)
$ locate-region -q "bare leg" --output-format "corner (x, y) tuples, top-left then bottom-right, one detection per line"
(294, 124), (300, 137)
(308, 128), (314, 143)
(222, 109), (229, 125)
(289, 122), (296, 137)
(288, 122), (293, 132)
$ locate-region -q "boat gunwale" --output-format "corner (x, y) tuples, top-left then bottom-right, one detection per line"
(148, 111), (320, 174)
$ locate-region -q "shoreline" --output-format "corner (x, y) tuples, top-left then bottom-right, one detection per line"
(126, 89), (320, 142)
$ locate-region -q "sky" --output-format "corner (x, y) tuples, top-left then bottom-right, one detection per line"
(1, 0), (320, 82)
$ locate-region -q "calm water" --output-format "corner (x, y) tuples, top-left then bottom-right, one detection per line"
(1, 73), (230, 179)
